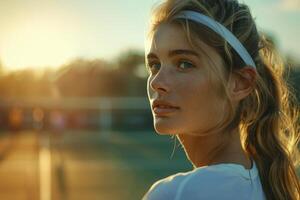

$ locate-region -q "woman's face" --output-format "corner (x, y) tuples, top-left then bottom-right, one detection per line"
(146, 23), (228, 136)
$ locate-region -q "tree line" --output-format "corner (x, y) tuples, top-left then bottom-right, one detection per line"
(0, 49), (299, 102)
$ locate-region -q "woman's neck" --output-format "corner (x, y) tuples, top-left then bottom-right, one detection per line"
(177, 129), (252, 169)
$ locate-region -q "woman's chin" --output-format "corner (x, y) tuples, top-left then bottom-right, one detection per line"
(154, 120), (179, 135)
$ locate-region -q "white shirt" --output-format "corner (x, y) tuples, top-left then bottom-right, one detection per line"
(143, 161), (266, 200)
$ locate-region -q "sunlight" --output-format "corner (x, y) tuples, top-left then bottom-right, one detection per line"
(39, 134), (51, 200)
(0, 13), (79, 71)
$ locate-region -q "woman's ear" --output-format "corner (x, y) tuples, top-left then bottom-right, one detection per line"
(228, 67), (257, 102)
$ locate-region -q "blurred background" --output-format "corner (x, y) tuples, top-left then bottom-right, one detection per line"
(0, 0), (299, 200)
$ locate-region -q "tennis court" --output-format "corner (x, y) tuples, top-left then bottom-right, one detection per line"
(0, 130), (192, 200)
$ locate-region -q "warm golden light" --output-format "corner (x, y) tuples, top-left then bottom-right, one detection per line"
(0, 11), (80, 71)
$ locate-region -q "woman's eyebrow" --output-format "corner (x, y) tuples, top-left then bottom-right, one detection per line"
(169, 49), (199, 57)
(146, 53), (158, 60)
(146, 49), (199, 60)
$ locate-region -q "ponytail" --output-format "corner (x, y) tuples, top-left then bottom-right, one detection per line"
(240, 35), (300, 200)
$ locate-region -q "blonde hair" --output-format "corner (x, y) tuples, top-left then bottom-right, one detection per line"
(148, 0), (300, 199)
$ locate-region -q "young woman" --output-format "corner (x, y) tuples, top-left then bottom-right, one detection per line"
(143, 0), (300, 199)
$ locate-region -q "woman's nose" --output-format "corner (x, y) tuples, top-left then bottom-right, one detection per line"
(149, 68), (170, 94)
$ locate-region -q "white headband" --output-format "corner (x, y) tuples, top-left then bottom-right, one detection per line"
(173, 10), (257, 69)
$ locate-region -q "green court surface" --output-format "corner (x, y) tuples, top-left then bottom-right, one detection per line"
(51, 130), (192, 200)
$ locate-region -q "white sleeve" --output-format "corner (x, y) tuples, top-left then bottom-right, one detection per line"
(142, 174), (186, 200)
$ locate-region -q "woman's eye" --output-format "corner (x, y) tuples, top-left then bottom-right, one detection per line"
(178, 61), (195, 70)
(147, 62), (161, 73)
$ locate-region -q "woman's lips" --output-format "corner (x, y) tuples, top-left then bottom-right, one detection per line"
(151, 99), (180, 116)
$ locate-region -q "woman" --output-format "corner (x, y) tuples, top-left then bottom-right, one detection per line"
(143, 0), (300, 199)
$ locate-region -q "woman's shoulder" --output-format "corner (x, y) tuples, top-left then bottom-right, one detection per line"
(142, 169), (200, 200)
(142, 162), (265, 200)
(142, 166), (234, 200)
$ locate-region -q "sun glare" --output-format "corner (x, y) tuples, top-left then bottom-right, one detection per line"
(0, 12), (79, 71)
